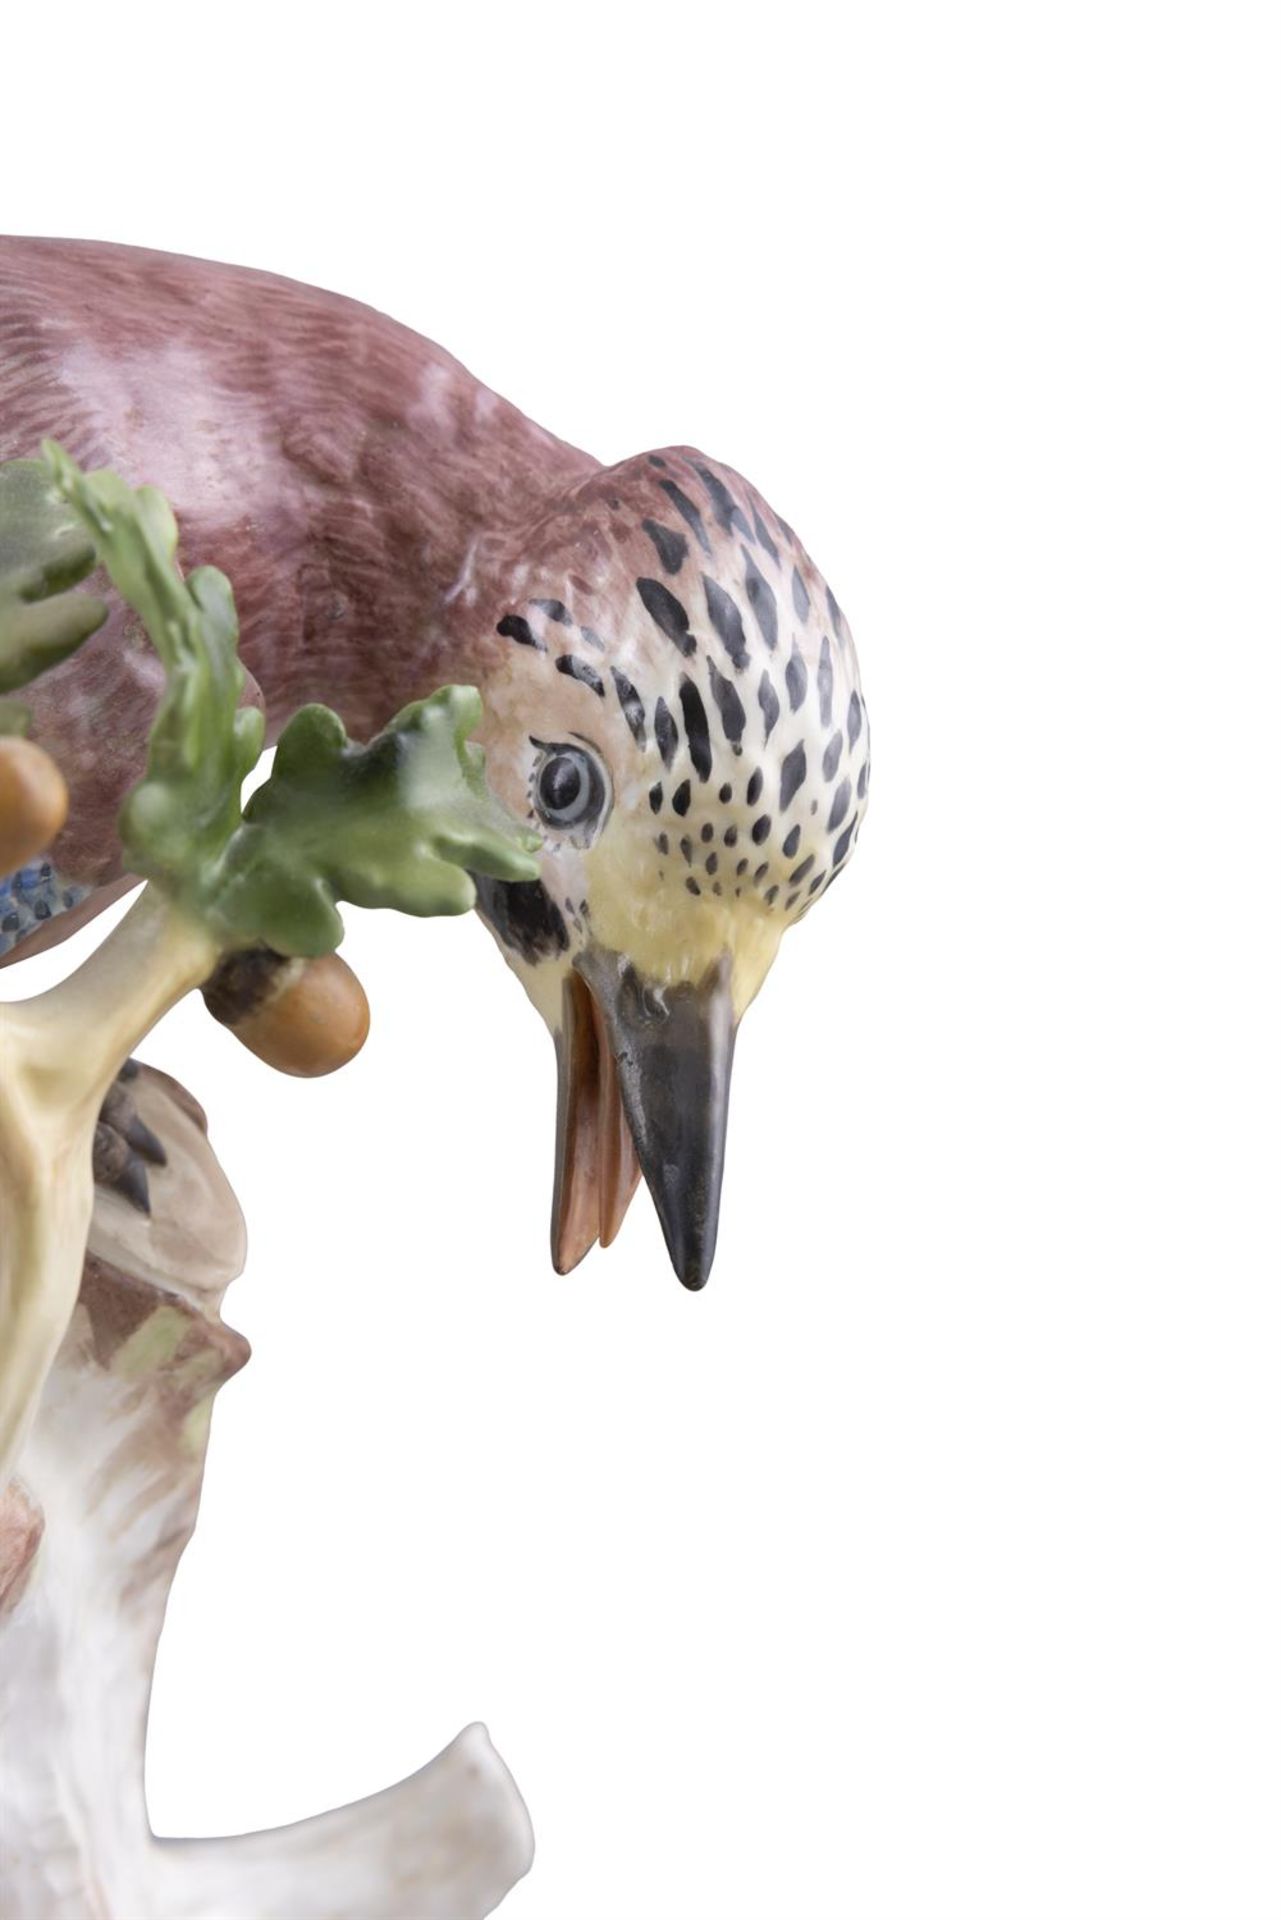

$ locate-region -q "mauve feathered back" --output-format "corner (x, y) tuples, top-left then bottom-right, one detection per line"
(0, 236), (595, 901)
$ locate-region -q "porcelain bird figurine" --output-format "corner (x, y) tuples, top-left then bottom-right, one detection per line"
(0, 237), (869, 1289)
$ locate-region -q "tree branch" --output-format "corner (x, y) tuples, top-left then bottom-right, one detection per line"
(0, 886), (219, 1484)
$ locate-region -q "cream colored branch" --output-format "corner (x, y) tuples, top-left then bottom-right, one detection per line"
(9, 885), (219, 1122)
(0, 885), (220, 1485)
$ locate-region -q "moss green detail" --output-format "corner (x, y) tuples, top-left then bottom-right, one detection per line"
(111, 1305), (191, 1380)
(181, 1395), (217, 1458)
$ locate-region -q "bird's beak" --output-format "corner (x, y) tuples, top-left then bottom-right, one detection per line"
(552, 944), (737, 1290)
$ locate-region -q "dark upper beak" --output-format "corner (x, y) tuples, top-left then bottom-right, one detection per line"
(562, 944), (737, 1290)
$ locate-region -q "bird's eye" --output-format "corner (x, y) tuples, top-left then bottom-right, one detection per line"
(532, 742), (609, 837)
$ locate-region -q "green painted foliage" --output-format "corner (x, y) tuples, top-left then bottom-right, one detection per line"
(43, 443), (540, 953)
(0, 457), (108, 731)
(44, 441), (266, 903)
(215, 692), (542, 954)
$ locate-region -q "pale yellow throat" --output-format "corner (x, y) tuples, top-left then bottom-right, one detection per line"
(583, 838), (784, 1022)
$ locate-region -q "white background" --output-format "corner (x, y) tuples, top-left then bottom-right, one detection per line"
(5, 5), (1280, 1917)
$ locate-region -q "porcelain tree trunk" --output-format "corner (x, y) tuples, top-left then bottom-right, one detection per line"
(0, 1065), (534, 1918)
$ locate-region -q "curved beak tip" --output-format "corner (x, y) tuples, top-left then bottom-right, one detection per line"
(662, 1219), (718, 1293)
(567, 946), (737, 1292)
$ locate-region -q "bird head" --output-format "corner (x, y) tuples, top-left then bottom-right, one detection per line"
(466, 447), (868, 1289)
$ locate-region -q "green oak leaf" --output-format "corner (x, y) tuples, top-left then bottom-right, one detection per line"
(43, 439), (265, 905)
(0, 457), (108, 711)
(44, 441), (540, 954)
(213, 689), (542, 955)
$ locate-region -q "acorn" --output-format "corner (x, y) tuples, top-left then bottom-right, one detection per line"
(202, 947), (370, 1077)
(0, 735), (69, 875)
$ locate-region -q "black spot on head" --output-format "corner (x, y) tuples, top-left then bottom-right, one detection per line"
(703, 576), (750, 670)
(637, 578), (696, 656)
(736, 857), (749, 877)
(695, 463), (751, 537)
(826, 586), (845, 636)
(789, 854), (815, 886)
(649, 455), (668, 468)
(780, 741), (807, 809)
(655, 697), (678, 768)
(579, 626), (606, 651)
(752, 815), (771, 844)
(656, 831), (670, 855)
(752, 506), (779, 566)
(832, 818), (856, 866)
(497, 613), (543, 651)
(612, 668), (647, 747)
(724, 824), (738, 848)
(818, 637), (834, 727)
(659, 479), (712, 555)
(765, 884), (779, 905)
(679, 676), (713, 780)
(686, 877), (701, 896)
(642, 519), (689, 575)
(758, 673), (780, 742)
(742, 550), (778, 651)
(791, 567), (811, 622)
(719, 782), (733, 803)
(532, 598), (571, 623)
(808, 872), (825, 896)
(557, 656), (605, 696)
(673, 779), (692, 816)
(782, 824), (801, 858)
(785, 644), (807, 712)
(705, 852), (719, 875)
(786, 891), (800, 911)
(847, 689), (863, 748)
(649, 782), (663, 814)
(473, 877), (568, 965)
(857, 760), (869, 800)
(700, 822), (714, 842)
(828, 778), (852, 831)
(755, 862), (770, 883)
(746, 767), (764, 806)
(706, 657), (747, 748)
(680, 836), (694, 864)
(822, 732), (843, 781)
